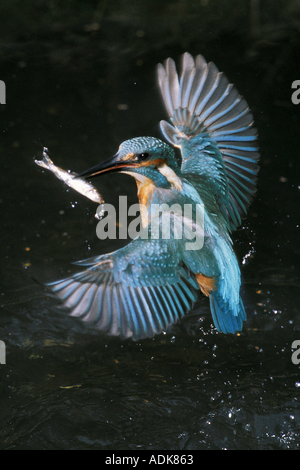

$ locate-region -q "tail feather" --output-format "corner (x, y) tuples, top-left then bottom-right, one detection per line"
(210, 294), (246, 334)
(204, 227), (246, 334)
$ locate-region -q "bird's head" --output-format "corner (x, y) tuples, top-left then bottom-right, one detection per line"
(78, 137), (182, 190)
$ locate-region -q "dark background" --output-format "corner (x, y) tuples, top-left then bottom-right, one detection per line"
(0, 0), (300, 449)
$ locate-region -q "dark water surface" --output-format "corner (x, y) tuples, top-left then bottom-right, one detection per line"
(1, 8), (300, 450)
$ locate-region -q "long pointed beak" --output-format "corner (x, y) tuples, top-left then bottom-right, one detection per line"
(77, 155), (139, 179)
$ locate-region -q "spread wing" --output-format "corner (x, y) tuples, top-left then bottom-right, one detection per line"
(48, 222), (200, 341)
(157, 52), (259, 230)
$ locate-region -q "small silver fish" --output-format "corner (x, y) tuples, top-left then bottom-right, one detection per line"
(35, 148), (104, 205)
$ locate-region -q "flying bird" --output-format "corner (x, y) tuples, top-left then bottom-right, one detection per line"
(46, 53), (259, 340)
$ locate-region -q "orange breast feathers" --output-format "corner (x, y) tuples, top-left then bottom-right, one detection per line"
(195, 273), (217, 297)
(137, 178), (155, 206)
(134, 159), (183, 227)
(136, 178), (155, 228)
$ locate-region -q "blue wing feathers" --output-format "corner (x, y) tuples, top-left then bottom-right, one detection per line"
(47, 236), (201, 339)
(163, 284), (185, 319)
(46, 209), (246, 339)
(157, 52), (259, 230)
(158, 286), (177, 325)
(46, 52), (255, 339)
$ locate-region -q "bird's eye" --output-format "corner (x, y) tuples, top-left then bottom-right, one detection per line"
(138, 152), (149, 161)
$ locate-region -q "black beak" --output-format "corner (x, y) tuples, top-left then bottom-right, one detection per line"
(77, 155), (138, 179)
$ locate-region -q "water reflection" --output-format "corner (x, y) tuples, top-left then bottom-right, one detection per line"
(1, 3), (300, 449)
(1, 279), (300, 449)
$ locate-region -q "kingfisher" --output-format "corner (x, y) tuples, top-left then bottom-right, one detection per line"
(47, 53), (259, 340)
